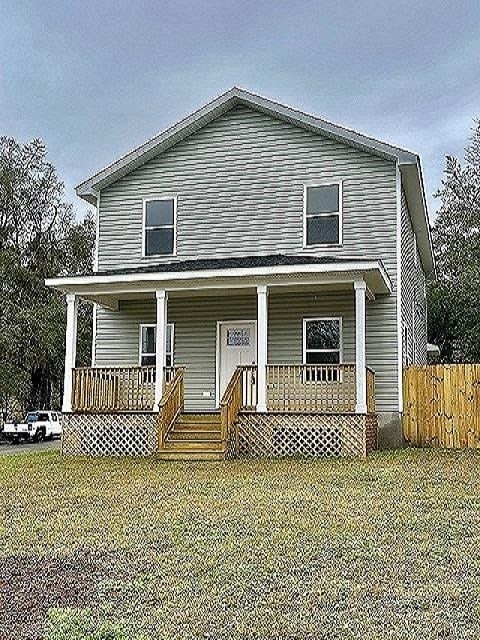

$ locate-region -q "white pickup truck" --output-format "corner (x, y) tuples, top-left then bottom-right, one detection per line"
(3, 411), (62, 443)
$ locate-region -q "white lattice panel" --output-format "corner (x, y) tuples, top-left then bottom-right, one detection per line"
(237, 413), (376, 458)
(62, 413), (158, 457)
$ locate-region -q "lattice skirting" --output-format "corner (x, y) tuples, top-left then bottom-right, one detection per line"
(62, 412), (158, 457)
(237, 413), (378, 458)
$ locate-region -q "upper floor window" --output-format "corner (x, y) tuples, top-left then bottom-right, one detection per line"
(304, 183), (342, 246)
(143, 198), (176, 257)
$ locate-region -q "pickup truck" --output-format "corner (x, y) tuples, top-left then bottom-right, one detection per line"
(3, 411), (62, 443)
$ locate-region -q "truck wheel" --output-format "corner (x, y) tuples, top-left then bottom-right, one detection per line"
(35, 428), (45, 443)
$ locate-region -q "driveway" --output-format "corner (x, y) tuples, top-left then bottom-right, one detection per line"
(0, 438), (61, 455)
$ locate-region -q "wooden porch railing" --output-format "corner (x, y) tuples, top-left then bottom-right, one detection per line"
(158, 368), (185, 449)
(239, 365), (257, 410)
(366, 366), (375, 413)
(220, 367), (243, 455)
(265, 364), (357, 412)
(72, 366), (174, 412)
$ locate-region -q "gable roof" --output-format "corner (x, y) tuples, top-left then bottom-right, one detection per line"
(76, 87), (434, 275)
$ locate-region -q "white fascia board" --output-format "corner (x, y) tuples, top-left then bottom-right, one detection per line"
(399, 161), (435, 276)
(76, 87), (418, 204)
(46, 260), (392, 294)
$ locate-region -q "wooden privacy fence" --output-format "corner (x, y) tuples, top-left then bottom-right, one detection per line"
(403, 364), (480, 448)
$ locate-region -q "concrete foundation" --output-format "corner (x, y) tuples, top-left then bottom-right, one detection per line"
(376, 412), (404, 449)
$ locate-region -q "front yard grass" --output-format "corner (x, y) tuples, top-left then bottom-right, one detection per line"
(1, 449), (480, 639)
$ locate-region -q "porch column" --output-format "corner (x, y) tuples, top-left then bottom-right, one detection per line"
(62, 293), (78, 413)
(154, 289), (168, 411)
(256, 285), (268, 412)
(354, 279), (367, 414)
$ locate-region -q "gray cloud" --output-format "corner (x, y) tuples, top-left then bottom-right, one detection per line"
(1, 0), (479, 219)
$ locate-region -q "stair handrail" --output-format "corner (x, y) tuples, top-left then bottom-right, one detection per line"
(220, 367), (243, 456)
(158, 367), (185, 450)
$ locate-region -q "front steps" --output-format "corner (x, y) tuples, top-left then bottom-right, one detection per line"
(158, 412), (225, 461)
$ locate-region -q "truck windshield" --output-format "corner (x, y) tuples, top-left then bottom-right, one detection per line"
(26, 413), (38, 423)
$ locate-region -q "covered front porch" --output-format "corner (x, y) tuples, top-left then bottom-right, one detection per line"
(48, 256), (392, 458)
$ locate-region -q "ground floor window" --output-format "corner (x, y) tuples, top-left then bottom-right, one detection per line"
(303, 318), (342, 381)
(139, 324), (174, 367)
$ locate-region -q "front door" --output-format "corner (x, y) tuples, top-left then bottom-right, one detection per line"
(218, 322), (257, 402)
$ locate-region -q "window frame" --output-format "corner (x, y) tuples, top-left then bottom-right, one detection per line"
(138, 323), (175, 368)
(142, 196), (177, 258)
(302, 317), (343, 366)
(303, 181), (343, 248)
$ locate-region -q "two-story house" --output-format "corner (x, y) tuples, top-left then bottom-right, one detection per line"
(47, 88), (434, 460)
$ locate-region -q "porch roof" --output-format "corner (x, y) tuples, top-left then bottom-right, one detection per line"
(46, 254), (392, 308)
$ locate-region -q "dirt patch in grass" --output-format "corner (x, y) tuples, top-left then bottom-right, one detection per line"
(0, 549), (120, 639)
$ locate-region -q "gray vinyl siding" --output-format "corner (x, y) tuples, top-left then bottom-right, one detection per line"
(268, 291), (354, 364)
(96, 104), (400, 411)
(401, 188), (427, 364)
(95, 289), (396, 413)
(98, 105), (397, 271)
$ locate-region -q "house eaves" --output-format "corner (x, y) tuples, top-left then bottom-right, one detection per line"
(75, 86), (434, 275)
(76, 86), (418, 203)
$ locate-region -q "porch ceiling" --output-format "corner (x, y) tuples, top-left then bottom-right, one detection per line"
(46, 257), (392, 309)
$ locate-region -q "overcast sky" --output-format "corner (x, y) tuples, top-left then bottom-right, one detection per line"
(1, 0), (479, 220)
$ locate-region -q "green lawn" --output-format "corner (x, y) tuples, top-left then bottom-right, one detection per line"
(1, 449), (480, 639)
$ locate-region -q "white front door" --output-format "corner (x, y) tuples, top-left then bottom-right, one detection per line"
(218, 322), (257, 402)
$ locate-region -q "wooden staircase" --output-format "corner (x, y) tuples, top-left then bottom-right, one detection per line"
(158, 412), (225, 461)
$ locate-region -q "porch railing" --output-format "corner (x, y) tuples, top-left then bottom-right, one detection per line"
(239, 365), (257, 410)
(158, 368), (184, 449)
(72, 366), (174, 412)
(220, 367), (243, 455)
(266, 364), (357, 412)
(228, 364), (362, 413)
(366, 366), (375, 413)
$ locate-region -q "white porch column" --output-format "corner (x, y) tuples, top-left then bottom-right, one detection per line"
(256, 285), (268, 412)
(354, 279), (367, 414)
(62, 293), (78, 413)
(154, 289), (168, 411)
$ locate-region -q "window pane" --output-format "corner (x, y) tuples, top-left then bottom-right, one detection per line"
(306, 215), (339, 245)
(166, 324), (172, 353)
(306, 185), (339, 214)
(142, 326), (155, 354)
(165, 354), (172, 368)
(146, 228), (174, 255)
(227, 328), (251, 346)
(306, 320), (340, 350)
(145, 200), (174, 227)
(306, 351), (340, 364)
(141, 354), (156, 366)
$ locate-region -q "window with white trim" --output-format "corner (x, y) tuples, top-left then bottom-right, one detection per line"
(143, 198), (176, 256)
(303, 318), (342, 381)
(304, 183), (342, 246)
(140, 324), (174, 367)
